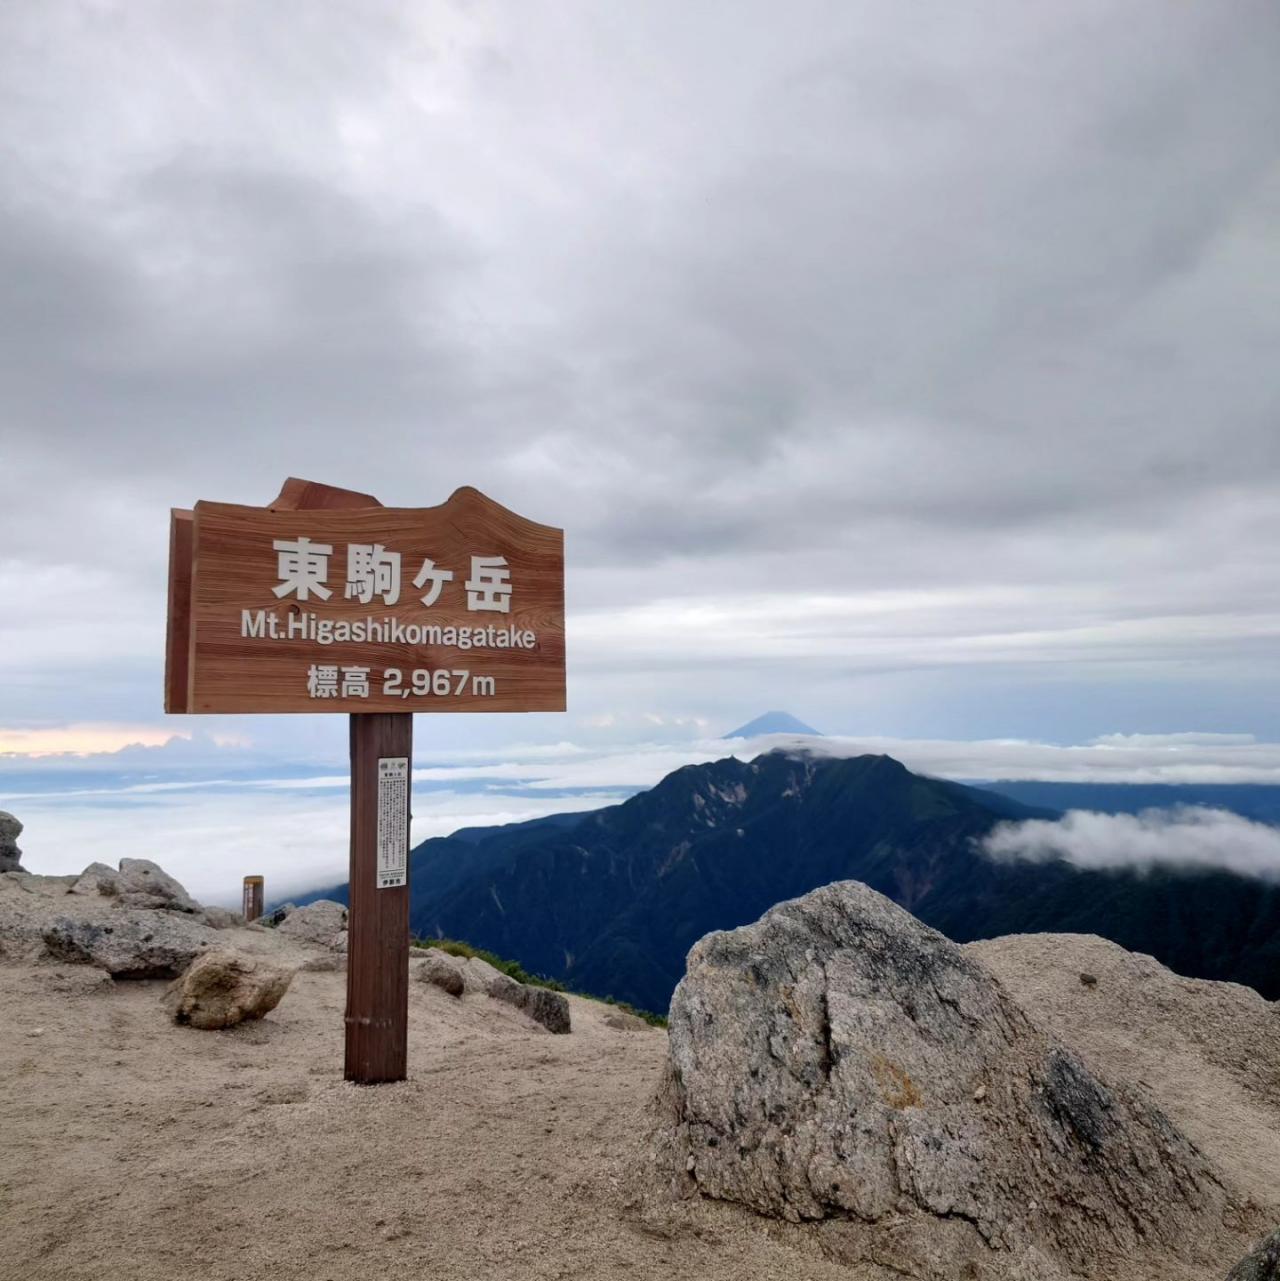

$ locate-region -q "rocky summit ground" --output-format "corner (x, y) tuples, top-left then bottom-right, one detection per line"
(1, 864), (1278, 1281)
(0, 938), (868, 1281)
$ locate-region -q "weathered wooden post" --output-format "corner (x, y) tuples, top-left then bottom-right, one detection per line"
(164, 476), (566, 1085)
(345, 712), (413, 1082)
(241, 875), (264, 922)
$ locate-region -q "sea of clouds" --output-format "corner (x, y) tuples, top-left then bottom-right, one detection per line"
(5, 728), (1280, 905)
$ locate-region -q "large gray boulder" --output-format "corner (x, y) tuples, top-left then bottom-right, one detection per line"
(277, 899), (347, 948)
(0, 812), (23, 873)
(42, 911), (217, 978)
(1230, 1228), (1280, 1281)
(163, 949), (294, 1029)
(115, 859), (200, 913)
(654, 880), (1237, 1280)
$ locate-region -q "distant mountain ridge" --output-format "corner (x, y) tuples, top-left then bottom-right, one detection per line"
(297, 750), (1280, 1013)
(725, 711), (821, 737)
(979, 779), (1280, 824)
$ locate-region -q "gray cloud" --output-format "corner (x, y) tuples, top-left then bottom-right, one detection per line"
(982, 806), (1280, 881)
(2, 1), (1279, 743)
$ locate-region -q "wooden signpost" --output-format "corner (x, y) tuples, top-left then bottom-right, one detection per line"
(241, 875), (264, 922)
(165, 478), (565, 1083)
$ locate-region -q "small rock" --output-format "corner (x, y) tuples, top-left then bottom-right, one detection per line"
(0, 811), (24, 874)
(460, 955), (506, 996)
(116, 859), (201, 913)
(299, 954), (345, 973)
(973, 1084), (987, 1102)
(413, 950), (465, 998)
(603, 1009), (650, 1032)
(527, 988), (571, 1033)
(487, 970), (522, 999)
(490, 978), (571, 1034)
(1079, 972), (1099, 988)
(277, 900), (347, 948)
(200, 906), (244, 930)
(68, 862), (121, 898)
(164, 949), (294, 1030)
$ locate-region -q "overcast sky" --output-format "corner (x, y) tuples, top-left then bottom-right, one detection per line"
(3, 1), (1280, 779)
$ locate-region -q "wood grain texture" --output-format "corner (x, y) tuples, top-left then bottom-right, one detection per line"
(345, 713), (411, 1084)
(269, 477), (383, 512)
(164, 509), (194, 714)
(184, 486), (565, 714)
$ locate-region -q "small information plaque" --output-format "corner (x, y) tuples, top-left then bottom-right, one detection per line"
(376, 756), (409, 889)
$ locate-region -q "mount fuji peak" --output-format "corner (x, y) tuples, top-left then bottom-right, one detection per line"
(724, 711), (822, 738)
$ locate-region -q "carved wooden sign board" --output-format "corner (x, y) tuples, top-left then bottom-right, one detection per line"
(166, 478), (566, 716)
(164, 477), (565, 1087)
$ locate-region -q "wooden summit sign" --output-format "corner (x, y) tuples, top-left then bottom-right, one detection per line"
(166, 478), (565, 716)
(164, 478), (565, 1086)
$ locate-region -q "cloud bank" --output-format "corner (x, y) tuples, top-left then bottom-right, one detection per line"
(9, 725), (1280, 903)
(11, 786), (619, 908)
(983, 807), (1280, 881)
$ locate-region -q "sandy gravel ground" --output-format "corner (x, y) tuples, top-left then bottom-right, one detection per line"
(3, 920), (1279, 1281)
(0, 956), (863, 1281)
